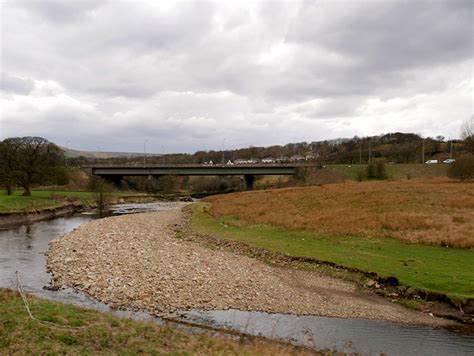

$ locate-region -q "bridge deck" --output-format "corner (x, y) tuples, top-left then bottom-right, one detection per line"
(87, 164), (310, 176)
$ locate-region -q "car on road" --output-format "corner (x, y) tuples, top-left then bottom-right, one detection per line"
(425, 159), (438, 164)
(443, 158), (455, 164)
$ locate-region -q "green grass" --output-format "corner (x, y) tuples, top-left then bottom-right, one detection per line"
(191, 204), (474, 301)
(0, 190), (94, 214)
(328, 163), (448, 180)
(0, 190), (139, 214)
(0, 288), (305, 355)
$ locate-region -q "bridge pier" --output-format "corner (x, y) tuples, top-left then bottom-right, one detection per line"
(243, 174), (255, 190)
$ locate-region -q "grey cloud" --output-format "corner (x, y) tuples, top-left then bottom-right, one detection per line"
(0, 74), (35, 94)
(1, 1), (472, 152)
(287, 1), (473, 71)
(15, 1), (108, 24)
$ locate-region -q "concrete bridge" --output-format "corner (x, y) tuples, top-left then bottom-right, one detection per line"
(86, 164), (310, 190)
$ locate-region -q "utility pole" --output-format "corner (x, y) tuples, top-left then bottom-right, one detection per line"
(421, 138), (425, 163)
(450, 140), (453, 158)
(359, 143), (362, 164)
(222, 138), (226, 165)
(65, 140), (70, 167)
(368, 140), (372, 164)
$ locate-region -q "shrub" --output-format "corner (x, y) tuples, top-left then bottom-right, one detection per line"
(356, 170), (366, 182)
(366, 163), (376, 179)
(375, 160), (388, 179)
(448, 155), (474, 182)
(88, 176), (112, 208)
(366, 161), (388, 180)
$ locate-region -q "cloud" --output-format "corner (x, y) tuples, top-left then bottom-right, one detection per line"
(1, 74), (35, 95)
(1, 0), (472, 153)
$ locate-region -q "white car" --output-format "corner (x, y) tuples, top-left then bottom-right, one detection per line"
(443, 159), (455, 164)
(425, 159), (438, 164)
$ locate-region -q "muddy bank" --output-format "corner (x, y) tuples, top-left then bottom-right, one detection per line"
(47, 208), (453, 327)
(0, 205), (89, 228)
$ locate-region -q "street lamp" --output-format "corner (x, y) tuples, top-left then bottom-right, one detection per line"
(144, 139), (148, 166)
(222, 138), (226, 165)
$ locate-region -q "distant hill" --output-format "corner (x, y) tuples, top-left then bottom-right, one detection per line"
(64, 132), (470, 166)
(60, 147), (162, 159)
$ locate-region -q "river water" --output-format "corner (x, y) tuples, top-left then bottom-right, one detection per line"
(1, 203), (473, 355)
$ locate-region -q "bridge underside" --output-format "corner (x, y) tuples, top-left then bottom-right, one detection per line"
(90, 165), (301, 190)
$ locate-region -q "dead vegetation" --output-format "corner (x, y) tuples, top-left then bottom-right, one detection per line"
(206, 178), (474, 248)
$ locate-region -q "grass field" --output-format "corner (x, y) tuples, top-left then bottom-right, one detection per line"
(206, 178), (474, 248)
(0, 288), (309, 355)
(189, 178), (474, 300)
(0, 190), (132, 214)
(327, 163), (448, 181)
(191, 204), (474, 300)
(254, 164), (448, 190)
(0, 190), (99, 214)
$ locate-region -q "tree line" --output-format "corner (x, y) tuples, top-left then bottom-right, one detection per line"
(2, 122), (473, 196)
(69, 131), (474, 167)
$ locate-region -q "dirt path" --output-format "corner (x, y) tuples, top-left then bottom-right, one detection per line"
(47, 208), (451, 326)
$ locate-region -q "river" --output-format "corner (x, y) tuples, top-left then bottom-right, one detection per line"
(0, 203), (473, 355)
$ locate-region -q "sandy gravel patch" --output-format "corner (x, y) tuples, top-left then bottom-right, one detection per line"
(47, 208), (450, 326)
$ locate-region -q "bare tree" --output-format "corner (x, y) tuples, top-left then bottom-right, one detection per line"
(461, 115), (473, 139)
(461, 116), (474, 154)
(0, 137), (67, 196)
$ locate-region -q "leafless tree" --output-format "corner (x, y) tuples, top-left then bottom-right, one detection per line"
(461, 115), (474, 153)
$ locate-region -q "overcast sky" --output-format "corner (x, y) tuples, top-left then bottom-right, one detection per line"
(1, 0), (472, 153)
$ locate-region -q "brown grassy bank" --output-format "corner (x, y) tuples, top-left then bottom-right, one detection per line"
(206, 178), (474, 248)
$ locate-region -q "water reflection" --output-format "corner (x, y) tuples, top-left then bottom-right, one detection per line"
(178, 309), (474, 355)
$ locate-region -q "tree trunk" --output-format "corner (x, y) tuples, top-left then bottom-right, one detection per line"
(22, 184), (31, 196)
(5, 184), (12, 196)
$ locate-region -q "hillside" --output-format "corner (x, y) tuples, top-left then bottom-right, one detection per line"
(66, 132), (470, 166)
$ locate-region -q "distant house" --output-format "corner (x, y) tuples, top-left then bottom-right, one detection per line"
(234, 158), (247, 165)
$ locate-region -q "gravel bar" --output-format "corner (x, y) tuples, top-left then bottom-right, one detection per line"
(47, 207), (450, 326)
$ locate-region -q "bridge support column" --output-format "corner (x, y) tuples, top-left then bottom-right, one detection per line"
(243, 174), (255, 190)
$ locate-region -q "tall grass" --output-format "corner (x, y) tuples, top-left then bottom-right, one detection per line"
(206, 178), (474, 248)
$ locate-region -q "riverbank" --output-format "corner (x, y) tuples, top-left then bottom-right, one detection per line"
(0, 288), (311, 355)
(0, 204), (90, 228)
(47, 208), (452, 327)
(0, 190), (174, 228)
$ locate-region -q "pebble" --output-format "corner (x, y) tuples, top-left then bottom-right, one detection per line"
(47, 208), (449, 326)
